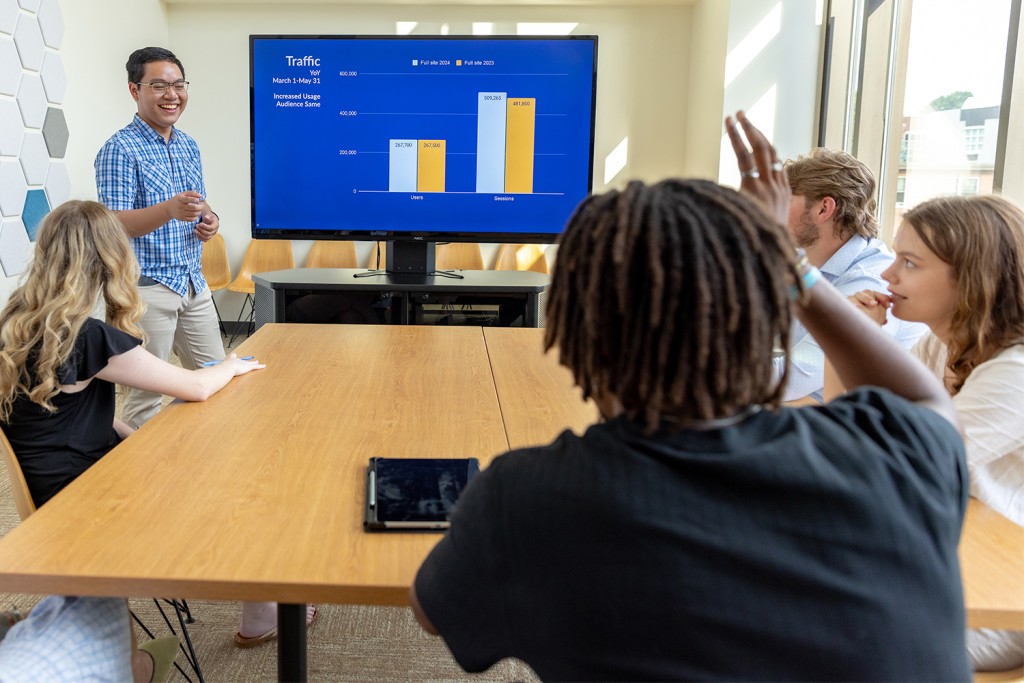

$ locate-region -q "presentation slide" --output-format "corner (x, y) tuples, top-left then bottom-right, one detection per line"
(250, 37), (597, 237)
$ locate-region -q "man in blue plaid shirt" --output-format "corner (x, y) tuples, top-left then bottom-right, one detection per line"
(95, 47), (224, 428)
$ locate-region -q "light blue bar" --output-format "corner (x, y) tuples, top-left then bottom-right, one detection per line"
(389, 139), (418, 192)
(475, 92), (507, 193)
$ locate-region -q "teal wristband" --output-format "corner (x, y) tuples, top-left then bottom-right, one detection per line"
(789, 264), (822, 300)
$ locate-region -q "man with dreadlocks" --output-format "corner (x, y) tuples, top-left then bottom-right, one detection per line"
(410, 114), (969, 681)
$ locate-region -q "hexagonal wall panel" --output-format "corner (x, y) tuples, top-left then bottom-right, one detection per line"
(16, 72), (45, 128)
(19, 131), (47, 184)
(44, 160), (68, 207)
(36, 0), (61, 49)
(14, 13), (44, 71)
(16, 0), (40, 12)
(42, 106), (66, 157)
(0, 35), (18, 95)
(0, 97), (24, 155)
(0, 0), (17, 36)
(22, 189), (49, 240)
(0, 160), (27, 217)
(0, 218), (32, 277)
(40, 51), (65, 103)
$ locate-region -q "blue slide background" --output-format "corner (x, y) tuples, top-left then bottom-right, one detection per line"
(251, 37), (597, 238)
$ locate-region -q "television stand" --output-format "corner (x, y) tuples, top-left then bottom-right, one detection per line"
(252, 268), (549, 329)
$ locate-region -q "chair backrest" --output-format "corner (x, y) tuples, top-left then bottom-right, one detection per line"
(366, 241), (387, 270)
(494, 244), (548, 274)
(0, 428), (36, 521)
(227, 240), (295, 295)
(436, 243), (484, 270)
(306, 241), (358, 269)
(201, 234), (232, 291)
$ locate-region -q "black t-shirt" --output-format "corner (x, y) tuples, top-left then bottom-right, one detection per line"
(415, 388), (971, 682)
(2, 318), (141, 507)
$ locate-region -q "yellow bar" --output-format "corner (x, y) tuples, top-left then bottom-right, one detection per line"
(417, 140), (446, 192)
(505, 98), (535, 194)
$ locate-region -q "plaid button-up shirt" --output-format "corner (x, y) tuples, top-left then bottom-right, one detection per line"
(95, 114), (208, 296)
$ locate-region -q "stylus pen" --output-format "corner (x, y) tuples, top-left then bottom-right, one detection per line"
(201, 356), (254, 367)
(368, 470), (376, 508)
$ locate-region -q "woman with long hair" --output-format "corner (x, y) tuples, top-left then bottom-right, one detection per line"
(0, 200), (263, 506)
(0, 200), (265, 680)
(848, 194), (1024, 671)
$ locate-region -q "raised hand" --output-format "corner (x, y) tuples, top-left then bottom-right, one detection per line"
(724, 111), (790, 225)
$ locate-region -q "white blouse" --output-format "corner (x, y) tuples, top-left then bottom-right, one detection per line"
(914, 333), (1024, 526)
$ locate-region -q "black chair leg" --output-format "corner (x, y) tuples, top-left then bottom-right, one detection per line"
(211, 297), (226, 337)
(227, 293), (255, 347)
(132, 607), (196, 683)
(152, 599), (205, 683)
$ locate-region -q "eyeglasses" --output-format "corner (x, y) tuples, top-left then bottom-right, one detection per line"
(136, 80), (189, 95)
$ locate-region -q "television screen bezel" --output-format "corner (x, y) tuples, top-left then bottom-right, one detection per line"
(248, 34), (599, 245)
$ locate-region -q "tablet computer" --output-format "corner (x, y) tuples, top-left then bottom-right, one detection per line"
(364, 457), (480, 531)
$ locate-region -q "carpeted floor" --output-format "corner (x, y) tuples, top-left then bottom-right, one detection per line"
(0, 335), (539, 682)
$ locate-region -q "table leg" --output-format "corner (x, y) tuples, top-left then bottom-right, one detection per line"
(277, 603), (307, 682)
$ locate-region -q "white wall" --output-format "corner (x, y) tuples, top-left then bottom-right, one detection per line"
(61, 0), (168, 202)
(718, 0), (822, 185)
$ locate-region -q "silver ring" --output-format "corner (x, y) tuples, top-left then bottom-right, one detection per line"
(740, 169), (761, 179)
(771, 161), (784, 171)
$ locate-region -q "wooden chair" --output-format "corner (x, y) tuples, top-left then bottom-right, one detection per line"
(0, 428), (36, 521)
(436, 243), (484, 270)
(0, 428), (203, 681)
(305, 240), (358, 269)
(227, 240), (294, 345)
(201, 234), (231, 335)
(494, 244), (548, 274)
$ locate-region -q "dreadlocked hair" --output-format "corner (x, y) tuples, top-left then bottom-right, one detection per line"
(545, 178), (801, 433)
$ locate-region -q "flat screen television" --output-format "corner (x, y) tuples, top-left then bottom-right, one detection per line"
(249, 34), (598, 274)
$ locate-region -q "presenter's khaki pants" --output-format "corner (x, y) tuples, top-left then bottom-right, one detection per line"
(121, 282), (224, 428)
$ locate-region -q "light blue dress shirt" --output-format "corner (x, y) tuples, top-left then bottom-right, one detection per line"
(774, 236), (929, 402)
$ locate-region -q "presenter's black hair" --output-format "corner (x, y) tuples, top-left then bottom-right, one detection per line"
(126, 47), (185, 83)
(544, 178), (799, 432)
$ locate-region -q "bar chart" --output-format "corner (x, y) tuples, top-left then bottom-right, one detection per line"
(387, 91), (538, 195)
(251, 36), (597, 237)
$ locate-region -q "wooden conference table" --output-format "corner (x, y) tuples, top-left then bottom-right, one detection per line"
(0, 324), (597, 681)
(0, 324), (1020, 679)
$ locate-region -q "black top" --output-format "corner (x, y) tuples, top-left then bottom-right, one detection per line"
(2, 319), (141, 507)
(415, 388), (971, 682)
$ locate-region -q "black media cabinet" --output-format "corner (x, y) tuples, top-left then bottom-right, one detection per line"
(253, 268), (549, 330)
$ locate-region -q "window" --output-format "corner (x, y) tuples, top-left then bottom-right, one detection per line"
(885, 0), (1011, 234)
(964, 125), (985, 154)
(957, 176), (980, 196)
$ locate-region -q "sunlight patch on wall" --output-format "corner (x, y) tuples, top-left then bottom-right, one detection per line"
(473, 22), (494, 36)
(724, 3), (781, 87)
(603, 136), (629, 186)
(395, 21), (417, 36)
